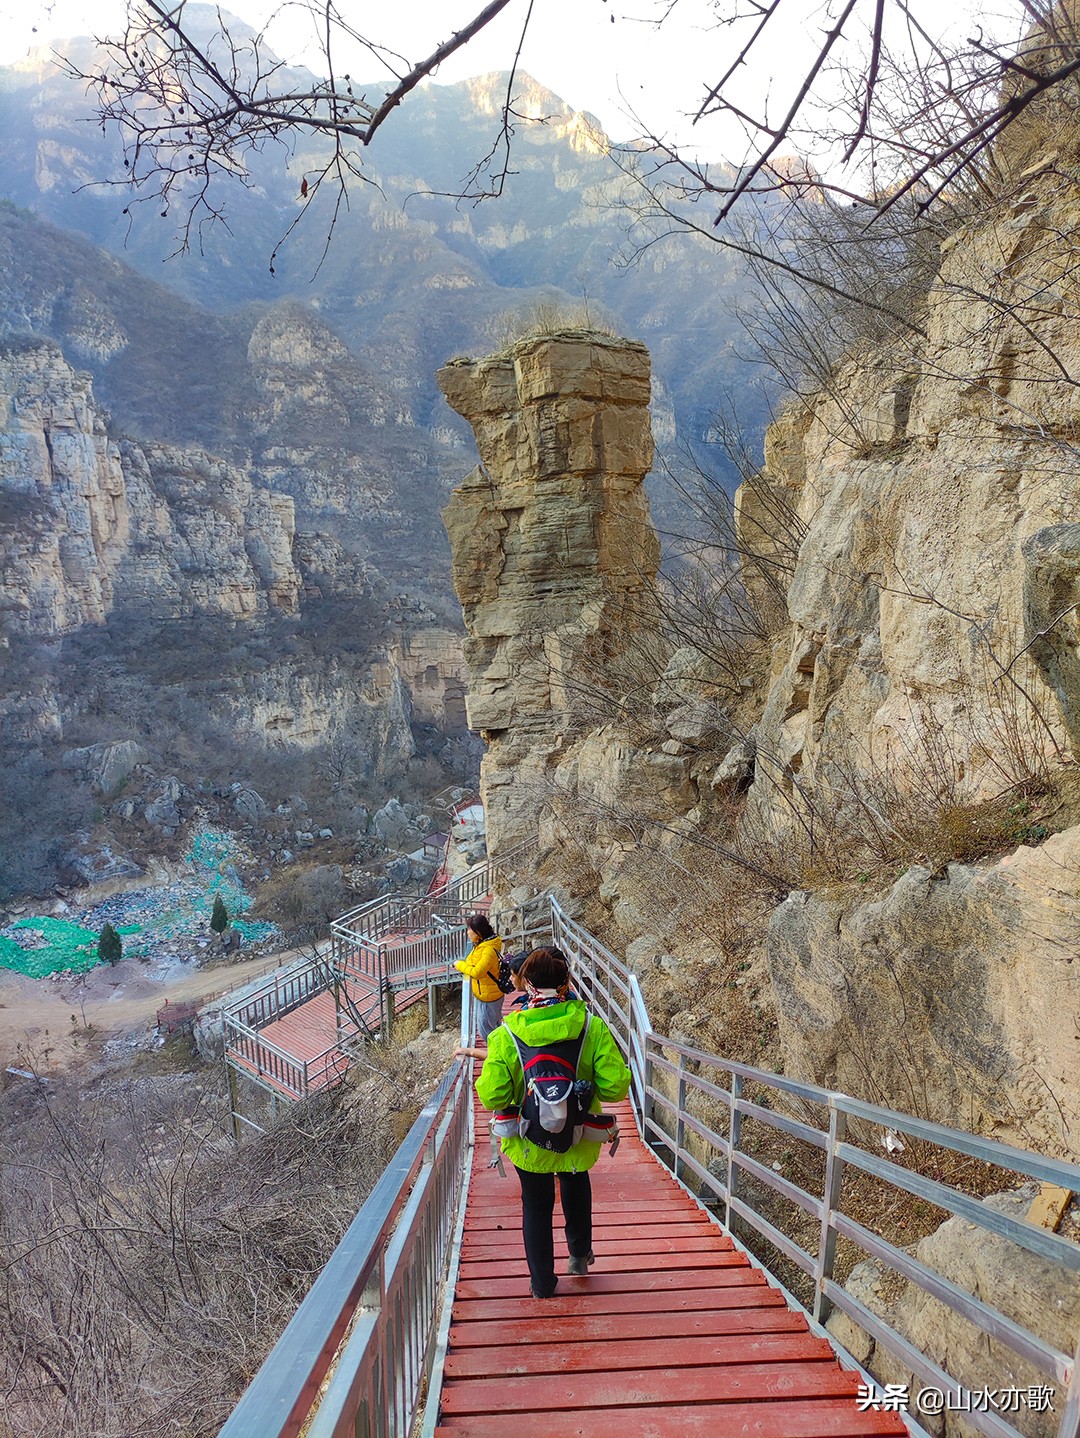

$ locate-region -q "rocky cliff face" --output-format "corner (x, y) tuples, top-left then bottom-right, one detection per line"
(0, 337), (301, 636)
(390, 629), (467, 730)
(734, 166), (1080, 1151)
(0, 336), (465, 771)
(443, 206), (1080, 1151)
(438, 332), (659, 856)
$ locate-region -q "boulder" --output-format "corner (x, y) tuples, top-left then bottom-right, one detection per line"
(144, 793), (180, 829)
(766, 828), (1080, 1148)
(234, 787), (267, 823)
(62, 842), (142, 886)
(385, 855), (411, 885)
(62, 739), (149, 795)
(374, 797), (411, 847)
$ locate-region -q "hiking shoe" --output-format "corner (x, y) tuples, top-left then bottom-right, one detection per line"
(566, 1252), (595, 1276)
(530, 1280), (558, 1298)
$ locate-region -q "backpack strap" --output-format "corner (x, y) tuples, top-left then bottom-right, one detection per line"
(507, 1012), (590, 1085)
(488, 1126), (506, 1178)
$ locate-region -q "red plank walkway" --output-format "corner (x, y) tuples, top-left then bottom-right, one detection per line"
(227, 973), (428, 1097)
(434, 1096), (907, 1437)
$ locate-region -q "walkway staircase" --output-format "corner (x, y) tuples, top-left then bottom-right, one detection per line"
(220, 853), (504, 1115)
(439, 1095), (907, 1436)
(216, 895), (1080, 1438)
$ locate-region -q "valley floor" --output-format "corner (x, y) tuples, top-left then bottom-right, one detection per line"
(0, 948), (283, 1069)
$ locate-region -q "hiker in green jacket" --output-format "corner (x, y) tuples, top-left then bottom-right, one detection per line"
(474, 947), (631, 1299)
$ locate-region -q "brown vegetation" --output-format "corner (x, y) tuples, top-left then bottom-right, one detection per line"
(0, 1034), (449, 1438)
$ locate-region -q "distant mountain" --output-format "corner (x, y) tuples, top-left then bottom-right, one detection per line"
(0, 29), (784, 898)
(0, 34), (778, 497)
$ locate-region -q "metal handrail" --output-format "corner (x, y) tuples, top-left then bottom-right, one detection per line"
(331, 839), (537, 948)
(224, 1014), (353, 1101)
(332, 921), (469, 1000)
(224, 955), (332, 1030)
(550, 899), (1080, 1438)
(219, 1038), (474, 1438)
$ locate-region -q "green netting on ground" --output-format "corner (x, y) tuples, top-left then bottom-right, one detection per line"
(186, 828), (276, 942)
(0, 918), (102, 979)
(1, 829), (277, 978)
(232, 917), (275, 943)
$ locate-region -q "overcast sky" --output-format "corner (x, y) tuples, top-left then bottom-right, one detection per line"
(1, 0), (1021, 163)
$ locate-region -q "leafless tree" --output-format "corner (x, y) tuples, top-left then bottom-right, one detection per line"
(64, 0), (1080, 260)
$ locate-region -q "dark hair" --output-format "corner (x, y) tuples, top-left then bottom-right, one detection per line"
(467, 913), (495, 941)
(519, 946), (570, 989)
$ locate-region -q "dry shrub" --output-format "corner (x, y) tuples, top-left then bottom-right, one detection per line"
(490, 299), (616, 353)
(736, 643), (1067, 893)
(0, 1040), (442, 1438)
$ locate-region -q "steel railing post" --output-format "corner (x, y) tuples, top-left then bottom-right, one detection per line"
(460, 977), (471, 1048)
(1058, 1336), (1080, 1437)
(640, 1012), (654, 1138)
(674, 1050), (688, 1182)
(814, 1101), (847, 1324)
(725, 1073), (742, 1232)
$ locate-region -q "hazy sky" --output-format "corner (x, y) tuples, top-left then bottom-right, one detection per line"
(1, 0), (1020, 163)
(2, 0), (731, 144)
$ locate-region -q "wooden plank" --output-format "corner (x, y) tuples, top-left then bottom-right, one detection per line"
(437, 1397), (908, 1436)
(454, 1264), (760, 1301)
(463, 1221), (717, 1247)
(459, 1234), (734, 1265)
(463, 1213), (710, 1236)
(452, 1284), (781, 1325)
(465, 1180), (714, 1202)
(444, 1331), (833, 1379)
(448, 1305), (808, 1348)
(457, 1248), (746, 1279)
(1026, 1182), (1072, 1232)
(438, 1360), (862, 1415)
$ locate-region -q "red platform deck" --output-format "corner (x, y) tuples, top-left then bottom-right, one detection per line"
(435, 1098), (907, 1437)
(227, 974), (428, 1097)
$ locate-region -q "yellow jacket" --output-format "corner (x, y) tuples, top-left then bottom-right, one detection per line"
(455, 934), (504, 1002)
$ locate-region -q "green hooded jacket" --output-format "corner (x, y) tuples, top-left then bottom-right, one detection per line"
(475, 1000), (631, 1174)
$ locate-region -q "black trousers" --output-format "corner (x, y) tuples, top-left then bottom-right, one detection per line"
(515, 1166), (592, 1297)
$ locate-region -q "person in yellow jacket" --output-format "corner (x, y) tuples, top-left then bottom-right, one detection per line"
(455, 913), (505, 1042)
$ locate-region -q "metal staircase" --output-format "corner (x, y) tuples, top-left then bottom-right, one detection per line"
(216, 897), (1080, 1438)
(221, 851), (522, 1117)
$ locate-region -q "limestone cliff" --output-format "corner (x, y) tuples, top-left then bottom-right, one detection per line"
(0, 337), (466, 765)
(390, 629), (467, 731)
(0, 337), (301, 635)
(443, 237), (1080, 1153)
(733, 165), (1080, 1151)
(438, 332), (659, 855)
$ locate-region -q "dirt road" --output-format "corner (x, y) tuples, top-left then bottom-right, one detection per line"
(0, 950), (284, 1070)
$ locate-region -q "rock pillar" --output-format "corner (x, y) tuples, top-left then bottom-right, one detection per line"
(438, 331), (659, 858)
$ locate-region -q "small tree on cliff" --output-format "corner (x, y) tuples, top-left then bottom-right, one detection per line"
(97, 923), (122, 966)
(210, 896), (229, 935)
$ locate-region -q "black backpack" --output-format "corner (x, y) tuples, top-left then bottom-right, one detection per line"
(508, 1018), (594, 1152)
(493, 951), (518, 994)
